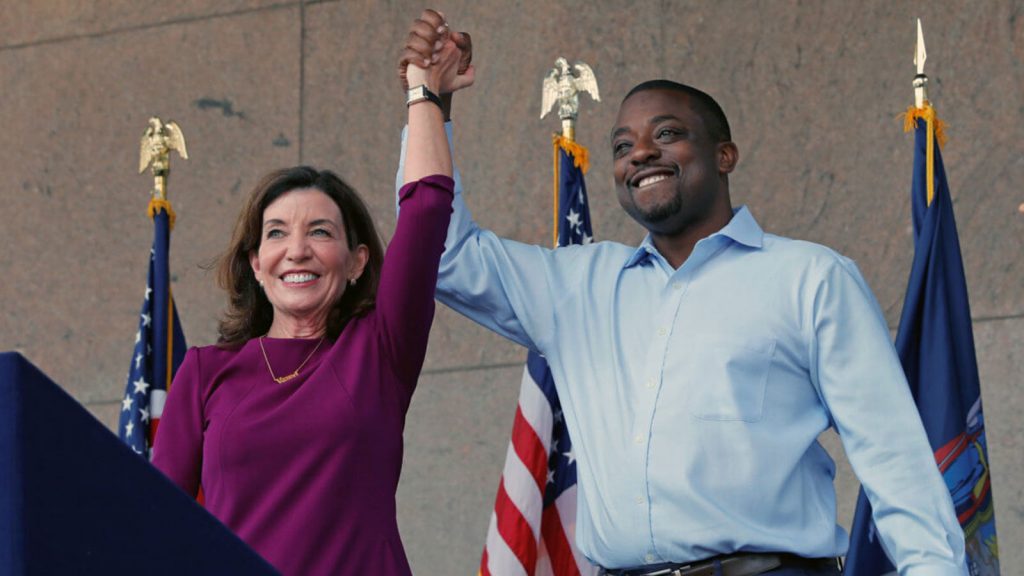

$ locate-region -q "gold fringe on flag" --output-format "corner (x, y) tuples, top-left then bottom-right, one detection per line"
(552, 134), (591, 247)
(553, 134), (590, 173)
(147, 197), (177, 229)
(902, 104), (947, 146)
(901, 103), (948, 207)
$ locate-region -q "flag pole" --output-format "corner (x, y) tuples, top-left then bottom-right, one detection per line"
(120, 118), (189, 457)
(900, 20), (1001, 571)
(846, 19), (1001, 575)
(140, 118), (189, 410)
(911, 19), (938, 206)
(541, 58), (600, 246)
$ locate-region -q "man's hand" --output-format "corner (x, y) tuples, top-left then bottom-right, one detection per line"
(407, 41), (468, 97)
(452, 30), (473, 77)
(398, 9), (474, 94)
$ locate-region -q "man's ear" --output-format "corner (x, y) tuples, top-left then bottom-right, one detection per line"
(718, 141), (739, 175)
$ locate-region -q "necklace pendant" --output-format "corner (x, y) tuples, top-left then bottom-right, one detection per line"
(259, 336), (325, 385)
(274, 371), (299, 384)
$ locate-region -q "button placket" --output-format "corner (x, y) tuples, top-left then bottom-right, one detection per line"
(625, 267), (691, 564)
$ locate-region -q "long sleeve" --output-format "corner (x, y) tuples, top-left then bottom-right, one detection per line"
(395, 123), (588, 354)
(378, 175), (454, 386)
(151, 347), (204, 497)
(808, 258), (967, 575)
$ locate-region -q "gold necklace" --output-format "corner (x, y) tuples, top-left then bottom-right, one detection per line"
(259, 336), (325, 384)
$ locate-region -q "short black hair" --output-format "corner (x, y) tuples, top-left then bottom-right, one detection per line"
(624, 80), (732, 143)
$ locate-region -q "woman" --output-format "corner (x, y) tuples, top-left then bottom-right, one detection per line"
(152, 21), (473, 575)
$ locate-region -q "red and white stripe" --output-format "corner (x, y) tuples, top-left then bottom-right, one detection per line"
(479, 367), (597, 576)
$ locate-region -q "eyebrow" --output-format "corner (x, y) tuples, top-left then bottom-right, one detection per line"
(262, 218), (339, 229)
(309, 219), (338, 228)
(649, 114), (683, 125)
(610, 114), (684, 142)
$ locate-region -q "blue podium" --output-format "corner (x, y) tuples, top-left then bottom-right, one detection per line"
(0, 352), (279, 575)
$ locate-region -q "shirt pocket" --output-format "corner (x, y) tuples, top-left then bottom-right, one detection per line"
(682, 334), (776, 422)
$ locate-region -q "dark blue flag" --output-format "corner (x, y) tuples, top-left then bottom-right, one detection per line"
(118, 201), (187, 459)
(845, 107), (999, 575)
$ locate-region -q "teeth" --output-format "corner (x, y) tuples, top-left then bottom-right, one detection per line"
(637, 174), (669, 188)
(283, 273), (318, 283)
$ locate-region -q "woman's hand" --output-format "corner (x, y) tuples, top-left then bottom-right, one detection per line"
(398, 9), (474, 94)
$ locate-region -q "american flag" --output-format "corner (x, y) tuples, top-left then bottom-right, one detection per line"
(479, 137), (598, 576)
(118, 201), (186, 458)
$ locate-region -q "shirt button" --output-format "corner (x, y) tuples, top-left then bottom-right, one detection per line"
(656, 327), (667, 336)
(672, 282), (683, 290)
(646, 377), (656, 389)
(635, 495), (644, 504)
(645, 553), (656, 563)
(634, 434), (644, 444)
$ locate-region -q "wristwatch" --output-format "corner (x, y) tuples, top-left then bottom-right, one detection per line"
(406, 84), (442, 110)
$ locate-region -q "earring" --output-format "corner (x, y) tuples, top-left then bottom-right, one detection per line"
(258, 279), (265, 288)
(348, 277), (357, 286)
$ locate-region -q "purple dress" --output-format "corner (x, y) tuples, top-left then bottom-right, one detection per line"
(152, 176), (454, 575)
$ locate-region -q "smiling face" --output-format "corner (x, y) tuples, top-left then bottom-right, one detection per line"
(249, 187), (368, 337)
(611, 88), (736, 239)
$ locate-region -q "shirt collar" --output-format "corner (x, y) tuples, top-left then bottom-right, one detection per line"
(623, 206), (764, 269)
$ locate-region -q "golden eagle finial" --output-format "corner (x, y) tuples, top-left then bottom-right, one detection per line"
(139, 117), (188, 200)
(541, 58), (600, 141)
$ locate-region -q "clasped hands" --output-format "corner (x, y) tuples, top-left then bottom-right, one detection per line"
(397, 9), (475, 95)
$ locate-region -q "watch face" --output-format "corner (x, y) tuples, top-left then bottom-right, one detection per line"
(407, 85), (426, 104)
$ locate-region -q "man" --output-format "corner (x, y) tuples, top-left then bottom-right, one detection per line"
(396, 10), (967, 576)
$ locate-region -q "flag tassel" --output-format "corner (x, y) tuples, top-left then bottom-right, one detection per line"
(902, 104), (948, 207)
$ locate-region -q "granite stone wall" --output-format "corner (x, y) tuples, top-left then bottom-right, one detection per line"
(1, 1), (1020, 573)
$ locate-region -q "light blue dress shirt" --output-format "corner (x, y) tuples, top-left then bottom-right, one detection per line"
(397, 125), (966, 574)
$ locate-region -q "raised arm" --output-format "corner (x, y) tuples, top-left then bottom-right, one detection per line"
(393, 15), (586, 355)
(373, 11), (476, 387)
(399, 9), (474, 184)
